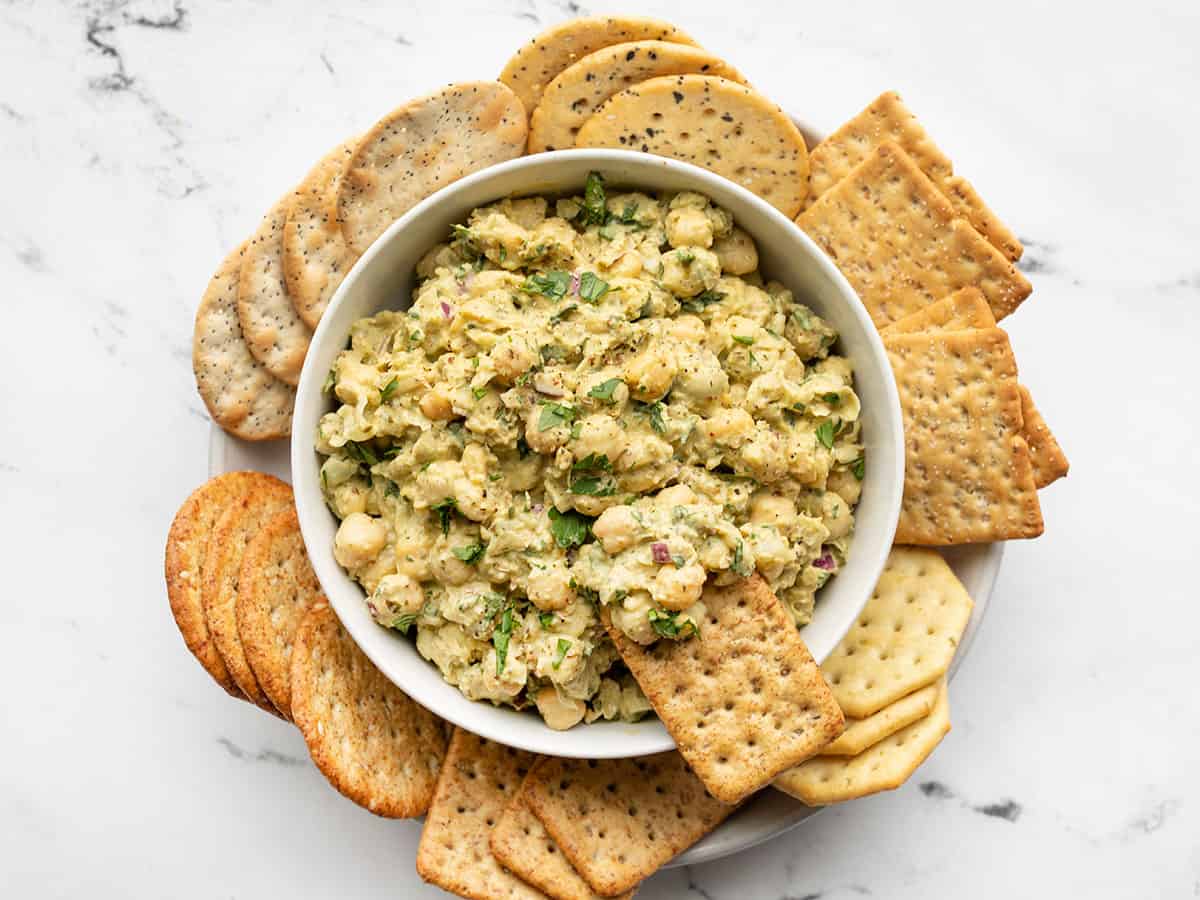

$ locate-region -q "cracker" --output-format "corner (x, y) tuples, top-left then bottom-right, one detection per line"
(236, 507), (323, 719)
(1018, 384), (1069, 488)
(884, 327), (1044, 543)
(773, 680), (950, 805)
(490, 772), (635, 900)
(192, 243), (295, 440)
(165, 471), (277, 697)
(237, 192), (313, 386)
(499, 16), (697, 116)
(880, 287), (996, 336)
(821, 547), (972, 718)
(415, 729), (543, 898)
(602, 575), (843, 805)
(576, 75), (810, 217)
(820, 681), (939, 756)
(528, 40), (744, 153)
(797, 142), (1031, 327)
(201, 475), (294, 714)
(282, 138), (360, 330)
(337, 82), (527, 256)
(524, 752), (735, 896)
(805, 91), (1022, 260)
(293, 605), (448, 818)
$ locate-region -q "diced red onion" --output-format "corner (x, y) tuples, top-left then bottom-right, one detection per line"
(569, 271), (581, 296)
(440, 301), (453, 319)
(651, 542), (671, 564)
(532, 503), (544, 514)
(813, 551), (836, 570)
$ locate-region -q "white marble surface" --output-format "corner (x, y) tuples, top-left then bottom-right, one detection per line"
(2, 0), (1198, 896)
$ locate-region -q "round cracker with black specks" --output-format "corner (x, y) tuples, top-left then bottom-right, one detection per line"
(529, 39), (745, 153)
(165, 471), (274, 698)
(201, 475), (294, 716)
(500, 15), (697, 116)
(576, 74), (811, 217)
(282, 139), (360, 330)
(236, 506), (323, 720)
(237, 193), (313, 386)
(336, 81), (527, 256)
(291, 604), (448, 818)
(192, 244), (295, 440)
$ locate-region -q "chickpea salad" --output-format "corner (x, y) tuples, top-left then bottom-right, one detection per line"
(316, 173), (865, 730)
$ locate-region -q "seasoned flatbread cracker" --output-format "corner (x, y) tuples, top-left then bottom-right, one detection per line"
(236, 507), (323, 719)
(201, 475), (294, 714)
(529, 40), (743, 153)
(806, 91), (1022, 260)
(282, 139), (360, 330)
(337, 82), (527, 256)
(576, 74), (810, 217)
(524, 752), (734, 896)
(490, 771), (635, 900)
(192, 243), (295, 440)
(602, 575), (843, 805)
(165, 471), (274, 697)
(237, 192), (313, 386)
(797, 142), (1031, 327)
(500, 16), (697, 116)
(1018, 385), (1069, 488)
(774, 680), (951, 805)
(884, 328), (1043, 543)
(416, 729), (543, 898)
(821, 548), (972, 718)
(292, 605), (448, 818)
(821, 681), (939, 757)
(880, 287), (996, 336)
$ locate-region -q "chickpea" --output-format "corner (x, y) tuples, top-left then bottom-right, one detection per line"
(393, 536), (433, 581)
(535, 687), (586, 731)
(713, 227), (758, 275)
(333, 512), (388, 569)
(827, 468), (863, 506)
(668, 315), (706, 343)
(659, 246), (721, 298)
(460, 443), (491, 480)
(572, 415), (627, 463)
(610, 252), (643, 277)
(330, 480), (368, 518)
(592, 506), (641, 554)
(419, 388), (455, 420)
(750, 493), (797, 528)
(655, 484), (697, 507)
(526, 564), (573, 611)
(651, 561), (707, 612)
(370, 574), (424, 617)
(822, 491), (854, 540)
(524, 405), (568, 454)
(665, 206), (715, 248)
(623, 347), (677, 402)
(702, 408), (754, 446)
(489, 340), (535, 384)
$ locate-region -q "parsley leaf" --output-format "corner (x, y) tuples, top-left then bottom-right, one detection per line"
(572, 453), (612, 474)
(577, 171), (608, 226)
(430, 497), (458, 535)
(823, 392), (841, 406)
(553, 638), (572, 669)
(615, 203), (644, 228)
(392, 613), (418, 634)
(343, 441), (379, 467)
(648, 608), (699, 640)
(538, 402), (578, 432)
(323, 368), (337, 393)
(681, 289), (725, 314)
(731, 539), (753, 577)
(547, 507), (594, 549)
(638, 401), (666, 434)
(732, 335), (755, 346)
(548, 303), (577, 325)
(538, 612), (556, 630)
(588, 378), (622, 402)
(452, 542), (485, 564)
(493, 607), (514, 675)
(569, 476), (615, 497)
(472, 385), (489, 400)
(578, 271), (610, 303)
(851, 456), (866, 480)
(379, 377), (399, 401)
(815, 420), (836, 449)
(521, 270), (572, 300)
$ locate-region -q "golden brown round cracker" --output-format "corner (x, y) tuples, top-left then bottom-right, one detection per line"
(192, 244), (295, 440)
(201, 475), (294, 715)
(336, 82), (527, 256)
(500, 15), (697, 116)
(529, 40), (744, 153)
(237, 193), (313, 386)
(576, 74), (811, 217)
(236, 507), (323, 720)
(165, 472), (270, 698)
(291, 604), (448, 818)
(282, 139), (360, 330)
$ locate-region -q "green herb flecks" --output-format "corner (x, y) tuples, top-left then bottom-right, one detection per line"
(578, 271), (610, 303)
(823, 392), (841, 407)
(547, 507), (594, 549)
(851, 456), (866, 480)
(815, 420), (836, 450)
(521, 270), (572, 300)
(379, 377), (399, 402)
(588, 378), (622, 402)
(538, 612), (557, 630)
(732, 335), (755, 346)
(637, 401), (666, 434)
(538, 402), (578, 432)
(493, 607), (514, 675)
(577, 171), (608, 227)
(648, 608), (699, 640)
(731, 539), (753, 577)
(553, 638), (572, 669)
(452, 542), (485, 564)
(431, 497), (458, 535)
(681, 289), (725, 314)
(392, 613), (418, 635)
(548, 303), (577, 325)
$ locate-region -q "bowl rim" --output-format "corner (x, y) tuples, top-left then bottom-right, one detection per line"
(291, 148), (903, 758)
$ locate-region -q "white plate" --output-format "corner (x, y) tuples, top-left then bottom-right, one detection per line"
(205, 113), (1002, 865)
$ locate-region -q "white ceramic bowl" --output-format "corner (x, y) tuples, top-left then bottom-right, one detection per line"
(292, 149), (904, 758)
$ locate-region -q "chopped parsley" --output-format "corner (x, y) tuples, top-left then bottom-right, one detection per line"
(547, 507), (593, 549)
(676, 249), (695, 264)
(538, 402), (578, 432)
(851, 456), (866, 480)
(614, 203), (645, 228)
(823, 392), (841, 407)
(379, 377), (399, 401)
(538, 611), (557, 630)
(521, 270), (572, 300)
(577, 171), (608, 226)
(648, 608), (699, 640)
(588, 378), (622, 402)
(472, 385), (489, 400)
(572, 453), (612, 474)
(578, 271), (610, 303)
(493, 607), (514, 675)
(323, 368), (337, 393)
(553, 638), (572, 669)
(732, 335), (755, 346)
(548, 303), (577, 325)
(638, 401), (666, 434)
(680, 289), (725, 314)
(430, 497), (458, 535)
(539, 343), (567, 362)
(570, 475), (616, 497)
(452, 542), (485, 564)
(731, 539), (753, 577)
(815, 420), (836, 450)
(392, 613), (418, 634)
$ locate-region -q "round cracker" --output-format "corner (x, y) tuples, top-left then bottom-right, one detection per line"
(236, 507), (323, 719)
(291, 604), (448, 818)
(499, 15), (697, 116)
(192, 244), (295, 440)
(237, 193), (313, 386)
(201, 475), (293, 715)
(529, 40), (745, 153)
(282, 139), (360, 330)
(576, 74), (811, 217)
(336, 81), (527, 256)
(165, 471), (273, 698)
